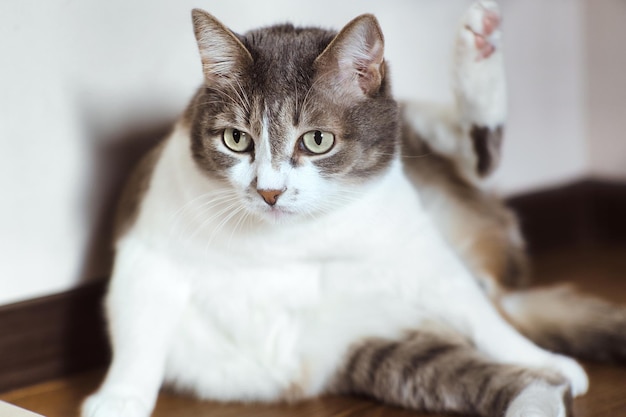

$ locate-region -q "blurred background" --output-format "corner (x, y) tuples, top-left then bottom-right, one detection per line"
(0, 0), (624, 306)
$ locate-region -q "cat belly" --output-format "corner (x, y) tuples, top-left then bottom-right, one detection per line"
(164, 297), (306, 402)
(162, 262), (319, 401)
(157, 164), (477, 402)
(162, 259), (429, 402)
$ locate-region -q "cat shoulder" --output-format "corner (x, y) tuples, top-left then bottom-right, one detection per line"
(114, 139), (168, 240)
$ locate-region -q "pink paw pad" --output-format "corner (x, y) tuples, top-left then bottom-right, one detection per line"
(474, 34), (495, 60)
(465, 2), (501, 61)
(482, 10), (500, 37)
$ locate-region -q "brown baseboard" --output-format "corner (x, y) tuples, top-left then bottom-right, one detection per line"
(0, 282), (109, 394)
(507, 179), (626, 254)
(0, 178), (624, 394)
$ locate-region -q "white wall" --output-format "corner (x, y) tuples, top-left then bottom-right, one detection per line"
(495, 0), (588, 193)
(586, 0), (626, 179)
(0, 0), (601, 305)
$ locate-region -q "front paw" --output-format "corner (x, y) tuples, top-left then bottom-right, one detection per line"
(544, 354), (589, 397)
(82, 392), (150, 417)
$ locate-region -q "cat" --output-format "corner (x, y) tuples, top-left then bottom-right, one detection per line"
(82, 2), (626, 417)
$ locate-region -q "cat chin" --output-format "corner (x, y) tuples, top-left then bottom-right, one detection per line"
(254, 206), (299, 225)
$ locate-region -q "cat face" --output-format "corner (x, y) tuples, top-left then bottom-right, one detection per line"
(187, 11), (399, 223)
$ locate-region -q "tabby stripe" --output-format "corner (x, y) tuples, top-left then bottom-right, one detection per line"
(401, 344), (456, 386)
(343, 342), (371, 390)
(472, 369), (493, 411)
(491, 383), (519, 416)
(367, 341), (400, 386)
(335, 333), (571, 417)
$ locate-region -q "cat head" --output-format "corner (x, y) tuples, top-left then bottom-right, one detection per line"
(187, 10), (399, 224)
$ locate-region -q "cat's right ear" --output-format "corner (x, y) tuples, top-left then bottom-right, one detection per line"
(315, 14), (385, 98)
(191, 9), (253, 85)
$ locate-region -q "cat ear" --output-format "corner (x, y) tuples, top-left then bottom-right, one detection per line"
(315, 14), (385, 97)
(191, 9), (253, 85)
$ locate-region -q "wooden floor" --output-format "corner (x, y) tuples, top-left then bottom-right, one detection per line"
(2, 245), (626, 417)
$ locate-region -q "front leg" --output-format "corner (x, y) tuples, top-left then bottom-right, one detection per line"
(82, 239), (190, 417)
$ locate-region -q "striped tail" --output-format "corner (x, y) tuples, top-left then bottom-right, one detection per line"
(501, 285), (626, 363)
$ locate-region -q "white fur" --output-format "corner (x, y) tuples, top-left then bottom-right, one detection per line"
(83, 120), (587, 417)
(506, 383), (569, 417)
(83, 3), (587, 417)
(454, 0), (507, 127)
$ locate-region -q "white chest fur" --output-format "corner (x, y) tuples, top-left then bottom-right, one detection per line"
(115, 127), (480, 402)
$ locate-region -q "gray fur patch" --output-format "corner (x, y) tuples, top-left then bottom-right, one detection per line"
(470, 125), (503, 177)
(188, 16), (399, 184)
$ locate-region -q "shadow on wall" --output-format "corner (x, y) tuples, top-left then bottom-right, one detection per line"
(79, 121), (175, 284)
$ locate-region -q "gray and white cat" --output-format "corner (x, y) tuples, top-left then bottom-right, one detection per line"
(83, 2), (626, 417)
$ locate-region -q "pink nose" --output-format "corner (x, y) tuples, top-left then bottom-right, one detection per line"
(257, 189), (284, 206)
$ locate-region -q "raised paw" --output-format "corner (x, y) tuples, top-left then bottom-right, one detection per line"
(452, 0), (507, 150)
(81, 392), (150, 417)
(461, 0), (502, 61)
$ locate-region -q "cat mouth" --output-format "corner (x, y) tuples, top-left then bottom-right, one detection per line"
(261, 205), (295, 222)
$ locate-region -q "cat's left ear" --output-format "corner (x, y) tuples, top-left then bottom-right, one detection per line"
(192, 9), (253, 86)
(315, 14), (385, 97)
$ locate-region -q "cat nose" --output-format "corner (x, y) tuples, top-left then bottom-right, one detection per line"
(257, 189), (284, 206)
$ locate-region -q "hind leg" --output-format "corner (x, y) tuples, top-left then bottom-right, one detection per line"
(455, 0), (506, 178)
(333, 332), (573, 417)
(402, 0), (526, 299)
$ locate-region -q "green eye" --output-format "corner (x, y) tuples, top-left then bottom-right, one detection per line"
(301, 130), (335, 154)
(223, 128), (253, 153)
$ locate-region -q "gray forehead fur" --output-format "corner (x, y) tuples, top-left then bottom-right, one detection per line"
(188, 21), (398, 182)
(240, 24), (337, 113)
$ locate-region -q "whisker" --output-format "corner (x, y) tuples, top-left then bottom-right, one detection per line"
(168, 189), (236, 226)
(383, 151), (434, 159)
(189, 200), (241, 246)
(232, 78), (251, 111)
(300, 72), (332, 118)
(228, 207), (254, 247)
(177, 192), (238, 242)
(170, 192), (239, 240)
(205, 204), (246, 251)
(187, 98), (238, 111)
